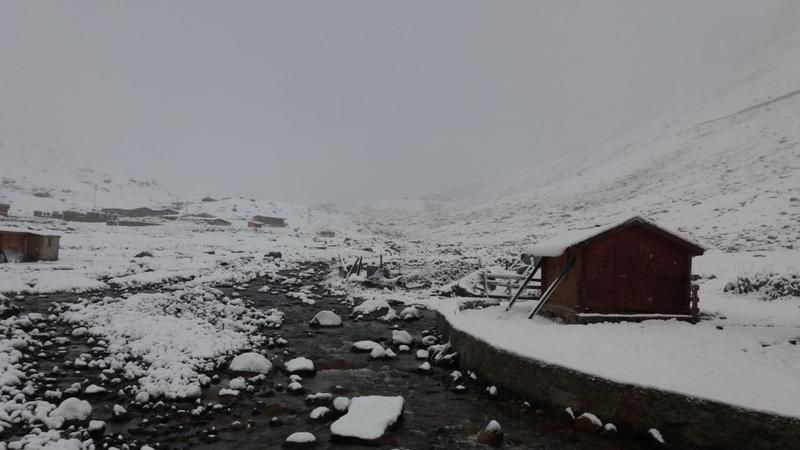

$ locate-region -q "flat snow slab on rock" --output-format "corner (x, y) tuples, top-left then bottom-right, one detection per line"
(330, 395), (404, 443)
(230, 352), (272, 374)
(310, 310), (342, 327)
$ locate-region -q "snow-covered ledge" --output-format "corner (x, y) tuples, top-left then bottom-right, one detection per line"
(436, 306), (800, 450)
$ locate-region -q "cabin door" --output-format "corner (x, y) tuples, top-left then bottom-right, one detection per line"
(614, 243), (648, 312)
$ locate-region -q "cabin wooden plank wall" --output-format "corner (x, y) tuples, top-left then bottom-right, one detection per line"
(0, 231), (60, 262)
(539, 222), (697, 321)
(579, 226), (692, 315)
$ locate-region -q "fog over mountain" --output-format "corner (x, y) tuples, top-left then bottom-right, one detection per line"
(1, 1), (798, 202)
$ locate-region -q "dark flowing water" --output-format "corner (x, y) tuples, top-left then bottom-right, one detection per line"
(9, 262), (643, 449)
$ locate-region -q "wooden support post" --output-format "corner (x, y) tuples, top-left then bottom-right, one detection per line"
(355, 256), (363, 277)
(344, 256), (358, 279)
(528, 257), (575, 319)
(505, 259), (544, 311)
(691, 284), (700, 322)
(483, 270), (490, 298)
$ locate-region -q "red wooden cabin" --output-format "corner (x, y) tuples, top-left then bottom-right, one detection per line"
(529, 216), (704, 323)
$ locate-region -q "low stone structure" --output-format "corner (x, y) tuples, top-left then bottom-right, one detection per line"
(436, 311), (800, 450)
(251, 215), (287, 228)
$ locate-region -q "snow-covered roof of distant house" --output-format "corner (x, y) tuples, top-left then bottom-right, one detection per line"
(528, 216), (704, 257)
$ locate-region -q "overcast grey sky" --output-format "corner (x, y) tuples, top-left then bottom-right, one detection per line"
(1, 1), (797, 202)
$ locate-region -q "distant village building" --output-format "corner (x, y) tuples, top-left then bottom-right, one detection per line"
(528, 216), (704, 323)
(63, 210), (108, 223)
(101, 207), (178, 218)
(251, 215), (287, 228)
(204, 218), (231, 226)
(34, 210), (64, 219)
(317, 230), (336, 238)
(248, 221), (263, 229)
(0, 203), (9, 217)
(0, 228), (60, 262)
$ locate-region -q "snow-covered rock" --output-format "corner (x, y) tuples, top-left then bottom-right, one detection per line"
(88, 420), (106, 433)
(310, 310), (342, 327)
(477, 420), (503, 446)
(649, 428), (666, 446)
(284, 357), (315, 375)
(353, 299), (390, 315)
(333, 396), (350, 413)
(399, 306), (421, 321)
(285, 431), (316, 447)
(368, 345), (396, 360)
(575, 412), (603, 433)
(391, 330), (413, 345)
(309, 406), (330, 421)
(330, 395), (404, 443)
(112, 404), (127, 419)
(229, 377), (247, 390)
(351, 340), (382, 353)
(132, 390), (151, 404)
(303, 393), (332, 409)
(84, 384), (106, 394)
(51, 397), (92, 421)
(230, 352), (273, 374)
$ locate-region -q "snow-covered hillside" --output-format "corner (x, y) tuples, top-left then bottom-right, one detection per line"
(0, 141), (368, 238)
(0, 142), (183, 215)
(376, 27), (800, 254)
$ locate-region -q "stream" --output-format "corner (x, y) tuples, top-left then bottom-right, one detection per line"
(7, 261), (643, 449)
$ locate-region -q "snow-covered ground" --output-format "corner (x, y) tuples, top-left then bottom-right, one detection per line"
(440, 261), (800, 418)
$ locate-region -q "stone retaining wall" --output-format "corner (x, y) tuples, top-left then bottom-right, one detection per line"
(436, 311), (800, 449)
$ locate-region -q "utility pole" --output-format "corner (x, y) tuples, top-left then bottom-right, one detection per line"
(93, 184), (98, 211)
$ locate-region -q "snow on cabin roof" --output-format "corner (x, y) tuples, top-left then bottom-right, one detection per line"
(0, 226), (60, 237)
(528, 216), (704, 257)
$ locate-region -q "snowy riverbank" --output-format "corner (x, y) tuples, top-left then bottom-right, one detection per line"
(433, 249), (800, 419)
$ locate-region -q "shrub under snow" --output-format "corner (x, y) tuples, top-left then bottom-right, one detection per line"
(724, 273), (800, 300)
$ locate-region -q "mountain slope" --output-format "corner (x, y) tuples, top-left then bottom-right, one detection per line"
(0, 142), (183, 215)
(390, 26), (800, 253)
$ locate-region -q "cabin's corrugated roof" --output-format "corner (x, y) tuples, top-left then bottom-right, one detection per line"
(528, 216), (704, 257)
